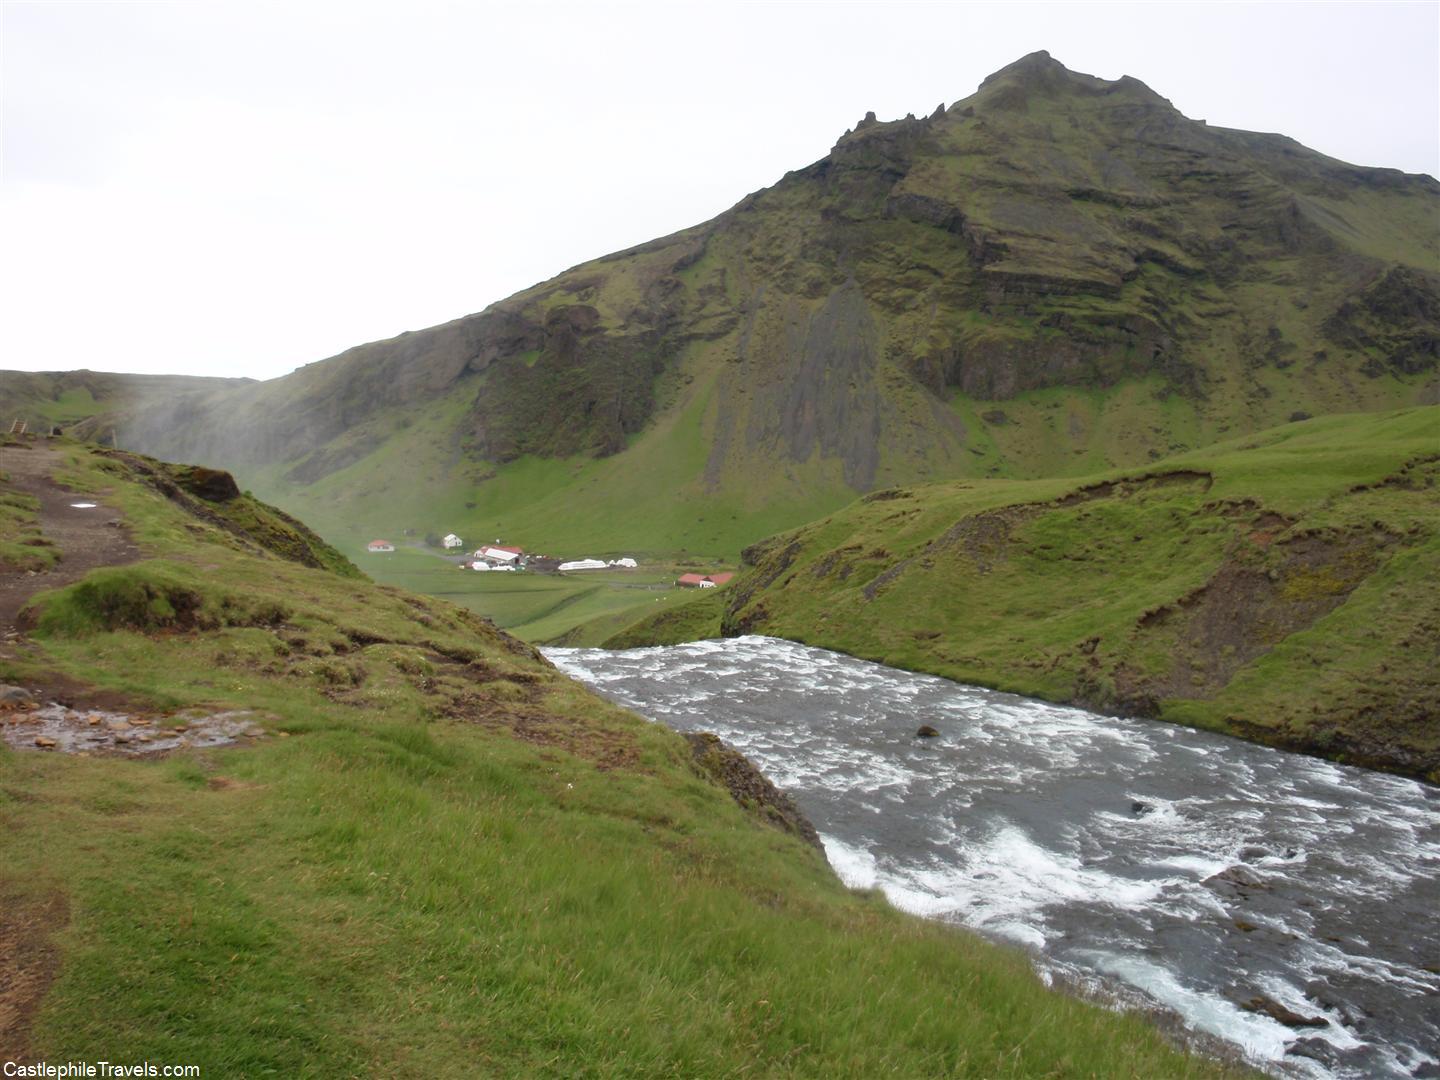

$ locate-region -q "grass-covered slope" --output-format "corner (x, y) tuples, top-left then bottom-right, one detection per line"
(0, 487), (57, 572)
(0, 443), (1236, 1076)
(624, 409), (1439, 780)
(603, 588), (731, 649)
(79, 52), (1438, 561)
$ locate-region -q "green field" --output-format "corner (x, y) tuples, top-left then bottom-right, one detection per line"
(0, 442), (1242, 1076)
(355, 545), (721, 644)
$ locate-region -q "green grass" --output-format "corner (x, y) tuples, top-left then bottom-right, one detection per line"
(0, 442), (1243, 1076)
(0, 482), (59, 571)
(692, 408), (1440, 780)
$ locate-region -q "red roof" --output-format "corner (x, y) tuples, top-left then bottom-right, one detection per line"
(492, 545), (524, 554)
(705, 572), (735, 586)
(677, 573), (707, 586)
(368, 540), (392, 547)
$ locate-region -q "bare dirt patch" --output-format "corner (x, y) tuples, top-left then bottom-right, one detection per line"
(0, 888), (68, 1061)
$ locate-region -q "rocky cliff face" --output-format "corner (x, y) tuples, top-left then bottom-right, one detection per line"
(74, 52), (1440, 541)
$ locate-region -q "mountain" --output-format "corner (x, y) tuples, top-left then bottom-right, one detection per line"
(610, 408), (1440, 781)
(37, 52), (1440, 558)
(0, 438), (1223, 1074)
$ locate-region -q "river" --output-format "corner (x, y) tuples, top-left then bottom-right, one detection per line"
(545, 636), (1440, 1079)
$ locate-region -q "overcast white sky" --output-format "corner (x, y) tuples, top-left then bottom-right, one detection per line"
(3, 1), (1437, 382)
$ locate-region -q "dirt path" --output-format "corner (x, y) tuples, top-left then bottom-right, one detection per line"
(1, 440), (140, 1064)
(0, 441), (140, 637)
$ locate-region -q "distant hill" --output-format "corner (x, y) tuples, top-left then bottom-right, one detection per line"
(39, 52), (1440, 556)
(0, 369), (253, 438)
(613, 408), (1439, 781)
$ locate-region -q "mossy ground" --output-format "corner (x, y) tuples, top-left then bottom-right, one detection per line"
(0, 443), (1242, 1076)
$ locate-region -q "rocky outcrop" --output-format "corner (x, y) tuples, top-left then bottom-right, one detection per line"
(683, 732), (822, 849)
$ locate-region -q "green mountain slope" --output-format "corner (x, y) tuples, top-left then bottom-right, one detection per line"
(613, 408), (1440, 781)
(0, 441), (1237, 1075)
(82, 52), (1437, 559)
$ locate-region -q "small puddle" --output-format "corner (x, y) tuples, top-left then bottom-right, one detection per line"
(2, 701), (275, 755)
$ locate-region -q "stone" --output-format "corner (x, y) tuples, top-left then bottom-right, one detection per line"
(0, 685), (35, 705)
(1239, 994), (1328, 1028)
(915, 724), (940, 738)
(1207, 865), (1267, 889)
(33, 736), (56, 748)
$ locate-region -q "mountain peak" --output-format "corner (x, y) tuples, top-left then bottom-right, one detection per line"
(971, 50), (1173, 111)
(980, 49), (1065, 85)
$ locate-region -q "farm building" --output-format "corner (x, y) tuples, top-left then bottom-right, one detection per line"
(475, 544), (524, 565)
(678, 572), (734, 588)
(442, 533), (464, 549)
(559, 558), (608, 571)
(367, 540), (395, 553)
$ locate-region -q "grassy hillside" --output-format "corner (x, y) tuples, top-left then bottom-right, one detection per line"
(65, 52), (1435, 569)
(616, 408), (1440, 780)
(0, 442), (1239, 1075)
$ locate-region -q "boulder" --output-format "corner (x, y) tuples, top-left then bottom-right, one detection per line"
(915, 724), (941, 738)
(1239, 994), (1328, 1028)
(1, 685), (36, 705)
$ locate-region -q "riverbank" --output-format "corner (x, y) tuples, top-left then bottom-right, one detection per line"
(609, 409), (1440, 782)
(549, 636), (1440, 1078)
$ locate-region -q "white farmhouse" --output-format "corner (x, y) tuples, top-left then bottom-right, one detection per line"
(442, 533), (464, 549)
